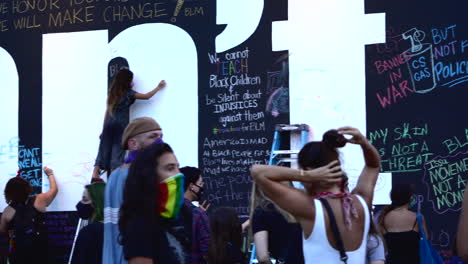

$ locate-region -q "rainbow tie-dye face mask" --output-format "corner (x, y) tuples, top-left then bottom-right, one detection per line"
(157, 173), (185, 219)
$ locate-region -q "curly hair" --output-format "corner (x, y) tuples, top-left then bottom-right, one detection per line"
(4, 177), (32, 204)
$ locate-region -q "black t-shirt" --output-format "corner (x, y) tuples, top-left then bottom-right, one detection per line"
(8, 198), (48, 264)
(71, 222), (104, 264)
(252, 203), (304, 264)
(123, 207), (192, 264)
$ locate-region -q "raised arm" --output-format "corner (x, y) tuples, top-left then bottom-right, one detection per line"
(35, 166), (58, 212)
(457, 183), (468, 260)
(250, 162), (342, 220)
(254, 231), (272, 264)
(134, 80), (166, 100)
(0, 206), (15, 233)
(341, 127), (381, 205)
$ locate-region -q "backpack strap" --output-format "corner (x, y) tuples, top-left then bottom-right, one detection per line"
(319, 198), (348, 264)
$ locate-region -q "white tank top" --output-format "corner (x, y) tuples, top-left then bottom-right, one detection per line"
(302, 195), (370, 264)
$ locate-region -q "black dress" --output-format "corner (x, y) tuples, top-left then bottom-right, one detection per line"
(383, 219), (420, 264)
(95, 89), (136, 171)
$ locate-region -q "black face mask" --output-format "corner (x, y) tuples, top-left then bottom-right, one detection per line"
(76, 202), (94, 219)
(191, 184), (204, 201)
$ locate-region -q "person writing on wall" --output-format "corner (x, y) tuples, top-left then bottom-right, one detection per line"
(92, 69), (166, 178)
(0, 167), (59, 264)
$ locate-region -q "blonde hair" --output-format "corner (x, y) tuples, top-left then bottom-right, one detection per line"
(248, 182), (297, 244)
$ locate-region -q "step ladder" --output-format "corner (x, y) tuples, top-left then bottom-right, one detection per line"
(249, 124), (309, 264)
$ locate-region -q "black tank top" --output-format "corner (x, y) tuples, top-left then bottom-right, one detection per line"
(383, 219), (420, 264)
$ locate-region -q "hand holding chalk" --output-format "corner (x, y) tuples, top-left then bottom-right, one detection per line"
(157, 80), (166, 90)
(43, 166), (54, 177)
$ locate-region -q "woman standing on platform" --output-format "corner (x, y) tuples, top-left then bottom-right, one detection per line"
(251, 127), (381, 264)
(92, 69), (166, 178)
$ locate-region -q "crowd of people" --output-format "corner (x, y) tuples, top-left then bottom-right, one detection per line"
(2, 69), (468, 264)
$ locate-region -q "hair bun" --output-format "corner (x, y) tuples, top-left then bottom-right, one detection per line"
(323, 129), (347, 148)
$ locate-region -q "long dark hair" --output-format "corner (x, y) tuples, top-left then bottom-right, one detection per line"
(4, 177), (32, 204)
(378, 184), (414, 229)
(119, 143), (173, 234)
(298, 129), (347, 191)
(107, 69), (133, 116)
(208, 207), (242, 264)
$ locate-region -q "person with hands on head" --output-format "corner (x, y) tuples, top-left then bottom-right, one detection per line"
(0, 166), (59, 264)
(251, 126), (381, 264)
(93, 69), (167, 178)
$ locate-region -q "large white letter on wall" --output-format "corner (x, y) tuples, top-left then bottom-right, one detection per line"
(273, 0), (389, 203)
(0, 48), (19, 210)
(216, 0), (264, 53)
(43, 24), (198, 211)
(43, 30), (109, 211)
(109, 23), (198, 169)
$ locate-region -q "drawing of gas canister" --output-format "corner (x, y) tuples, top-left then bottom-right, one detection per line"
(402, 28), (437, 93)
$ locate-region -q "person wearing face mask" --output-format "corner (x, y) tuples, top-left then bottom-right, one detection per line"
(71, 182), (106, 264)
(377, 184), (429, 264)
(102, 117), (164, 264)
(120, 142), (192, 264)
(180, 166), (210, 264)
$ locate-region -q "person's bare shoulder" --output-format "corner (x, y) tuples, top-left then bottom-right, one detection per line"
(3, 206), (16, 220)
